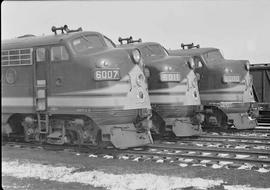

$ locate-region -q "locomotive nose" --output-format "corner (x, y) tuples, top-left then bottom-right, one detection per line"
(123, 64), (151, 110)
(90, 49), (151, 110)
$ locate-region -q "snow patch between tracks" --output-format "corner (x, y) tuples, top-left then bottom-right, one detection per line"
(3, 160), (269, 190)
(224, 185), (270, 190)
(3, 160), (224, 190)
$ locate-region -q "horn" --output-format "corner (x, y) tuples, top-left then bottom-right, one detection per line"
(181, 43), (185, 49)
(128, 38), (142, 44)
(65, 26), (83, 33)
(51, 25), (66, 35)
(51, 26), (57, 35)
(118, 36), (133, 44)
(118, 37), (123, 44)
(63, 25), (69, 32)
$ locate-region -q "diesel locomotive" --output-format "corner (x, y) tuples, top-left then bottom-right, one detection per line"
(169, 43), (257, 129)
(117, 37), (202, 137)
(1, 25), (152, 149)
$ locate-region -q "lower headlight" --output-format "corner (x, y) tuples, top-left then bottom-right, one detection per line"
(193, 91), (198, 98)
(136, 74), (145, 86)
(137, 90), (144, 101)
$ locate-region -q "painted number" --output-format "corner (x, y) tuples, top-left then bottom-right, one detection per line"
(160, 72), (181, 82)
(95, 69), (120, 80)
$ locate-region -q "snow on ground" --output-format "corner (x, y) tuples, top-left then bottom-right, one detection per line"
(103, 155), (113, 159)
(207, 144), (221, 148)
(235, 154), (250, 159)
(237, 163), (254, 170)
(217, 153), (230, 157)
(201, 152), (212, 156)
(253, 146), (267, 150)
(156, 159), (164, 163)
(89, 154), (98, 158)
(119, 155), (129, 160)
(2, 160), (269, 190)
(195, 143), (204, 146)
(3, 160), (223, 190)
(256, 168), (270, 173)
(235, 145), (248, 149)
(224, 185), (270, 190)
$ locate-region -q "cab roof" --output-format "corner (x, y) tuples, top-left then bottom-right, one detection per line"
(2, 31), (102, 50)
(169, 47), (219, 56)
(118, 42), (161, 49)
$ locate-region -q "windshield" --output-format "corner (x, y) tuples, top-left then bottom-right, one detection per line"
(203, 50), (224, 63)
(103, 36), (116, 48)
(141, 45), (168, 57)
(72, 35), (104, 52)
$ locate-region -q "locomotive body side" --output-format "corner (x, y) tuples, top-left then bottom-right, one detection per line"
(169, 47), (257, 129)
(118, 42), (202, 137)
(2, 30), (152, 149)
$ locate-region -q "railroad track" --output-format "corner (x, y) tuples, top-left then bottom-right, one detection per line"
(206, 129), (270, 135)
(147, 144), (270, 164)
(3, 140), (270, 172)
(158, 141), (270, 153)
(161, 137), (270, 150)
(201, 134), (270, 140)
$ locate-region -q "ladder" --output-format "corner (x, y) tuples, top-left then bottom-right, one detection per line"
(36, 80), (50, 134)
(37, 112), (49, 134)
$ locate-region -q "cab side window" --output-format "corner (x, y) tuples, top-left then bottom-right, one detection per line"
(50, 46), (69, 62)
(36, 48), (46, 62)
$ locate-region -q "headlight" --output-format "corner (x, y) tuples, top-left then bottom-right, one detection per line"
(164, 65), (172, 71)
(131, 49), (141, 64)
(193, 91), (198, 98)
(224, 68), (230, 73)
(245, 61), (250, 71)
(187, 57), (195, 69)
(137, 89), (145, 102)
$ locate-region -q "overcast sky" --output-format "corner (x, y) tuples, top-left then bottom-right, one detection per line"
(2, 0), (270, 63)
